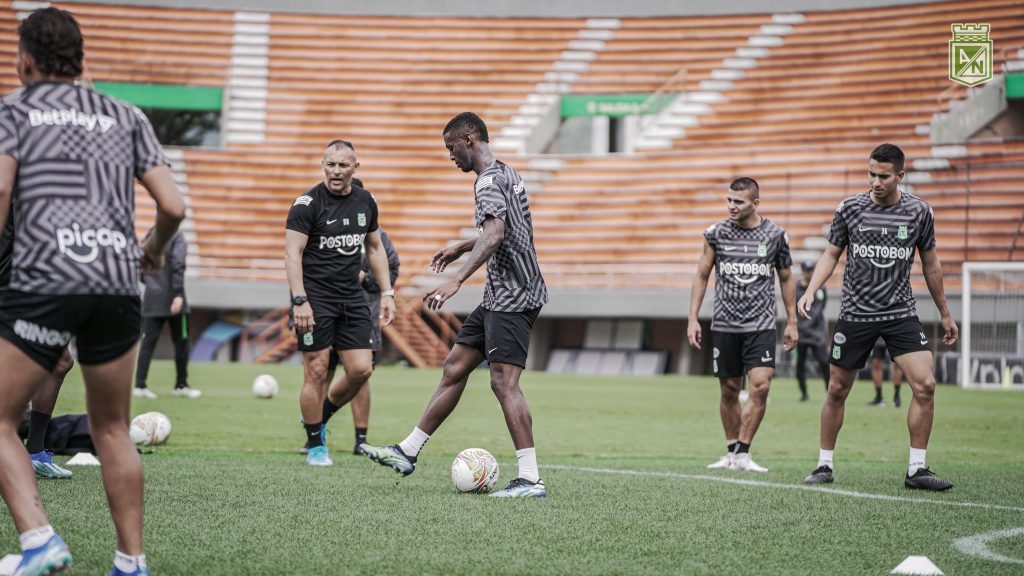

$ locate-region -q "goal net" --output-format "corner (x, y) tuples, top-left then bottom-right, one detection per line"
(961, 262), (1024, 389)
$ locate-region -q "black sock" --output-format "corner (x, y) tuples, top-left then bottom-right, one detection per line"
(733, 442), (750, 454)
(727, 442), (738, 453)
(355, 427), (368, 446)
(305, 422), (324, 449)
(26, 411), (51, 454)
(321, 398), (341, 425)
(874, 390), (883, 401)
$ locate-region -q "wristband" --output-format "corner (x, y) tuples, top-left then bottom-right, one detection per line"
(381, 289), (395, 297)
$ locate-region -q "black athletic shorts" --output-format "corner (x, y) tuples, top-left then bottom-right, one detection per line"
(0, 290), (140, 372)
(711, 329), (777, 378)
(455, 305), (540, 368)
(295, 298), (373, 352)
(830, 316), (930, 370)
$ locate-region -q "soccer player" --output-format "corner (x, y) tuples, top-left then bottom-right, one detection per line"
(362, 112), (549, 498)
(0, 8), (185, 576)
(869, 338), (904, 408)
(306, 217), (399, 456)
(1, 204), (75, 480)
(800, 143), (957, 491)
(285, 141), (396, 467)
(795, 261), (830, 401)
(687, 177), (798, 473)
(134, 230), (197, 399)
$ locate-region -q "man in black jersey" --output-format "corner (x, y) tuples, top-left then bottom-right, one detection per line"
(800, 144), (957, 491)
(795, 261), (830, 401)
(0, 9), (185, 575)
(362, 112), (549, 498)
(285, 140), (395, 467)
(688, 177), (798, 473)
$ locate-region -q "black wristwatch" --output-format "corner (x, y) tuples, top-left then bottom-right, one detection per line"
(291, 295), (308, 306)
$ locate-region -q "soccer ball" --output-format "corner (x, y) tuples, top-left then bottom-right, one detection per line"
(451, 448), (499, 493)
(252, 374), (279, 398)
(130, 411), (171, 447)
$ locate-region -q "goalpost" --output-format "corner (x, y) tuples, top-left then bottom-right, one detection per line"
(960, 262), (1024, 389)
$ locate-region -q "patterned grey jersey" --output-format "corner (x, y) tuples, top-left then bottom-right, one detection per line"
(474, 160), (548, 312)
(0, 82), (168, 295)
(827, 191), (935, 322)
(705, 218), (792, 333)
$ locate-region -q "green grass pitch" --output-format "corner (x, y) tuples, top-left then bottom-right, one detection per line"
(4, 361), (1023, 575)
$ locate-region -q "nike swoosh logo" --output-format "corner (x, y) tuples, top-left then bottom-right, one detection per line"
(327, 219), (338, 225)
(488, 347), (499, 355)
(920, 339), (928, 345)
(858, 226), (871, 232)
(724, 246), (738, 251)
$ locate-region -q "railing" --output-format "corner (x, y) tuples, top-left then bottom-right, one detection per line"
(638, 67), (687, 132)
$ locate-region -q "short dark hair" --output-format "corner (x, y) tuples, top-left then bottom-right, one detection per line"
(18, 8), (83, 78)
(326, 139), (355, 153)
(443, 112), (489, 142)
(869, 143), (905, 172)
(729, 177), (759, 199)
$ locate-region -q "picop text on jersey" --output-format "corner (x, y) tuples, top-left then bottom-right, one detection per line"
(0, 82), (168, 295)
(828, 191), (935, 322)
(705, 218), (792, 333)
(286, 182), (379, 302)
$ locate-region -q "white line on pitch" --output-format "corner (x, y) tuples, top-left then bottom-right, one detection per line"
(545, 464), (1024, 513)
(953, 527), (1024, 564)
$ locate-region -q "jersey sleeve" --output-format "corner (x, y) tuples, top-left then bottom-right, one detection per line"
(917, 204), (936, 252)
(775, 229), (793, 269)
(366, 194), (380, 233)
(703, 223), (718, 249)
(0, 103), (19, 160)
(474, 173), (508, 228)
(826, 200), (849, 248)
(286, 194), (316, 235)
(131, 106), (170, 179)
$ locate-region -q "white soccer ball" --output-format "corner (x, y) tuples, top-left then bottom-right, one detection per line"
(252, 374), (279, 399)
(451, 448), (499, 493)
(130, 412), (172, 447)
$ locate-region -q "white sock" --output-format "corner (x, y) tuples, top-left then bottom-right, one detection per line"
(398, 427), (430, 458)
(908, 447), (927, 476)
(516, 447), (540, 483)
(818, 449), (834, 469)
(19, 525), (55, 551)
(114, 551), (147, 573)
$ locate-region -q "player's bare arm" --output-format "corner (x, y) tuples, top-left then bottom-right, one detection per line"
(139, 164), (185, 273)
(430, 237), (477, 273)
(0, 155), (15, 235)
(778, 265), (799, 351)
(921, 247), (958, 346)
(285, 229), (314, 333)
(798, 243), (843, 319)
(424, 217), (504, 310)
(687, 238), (715, 350)
(365, 229), (395, 326)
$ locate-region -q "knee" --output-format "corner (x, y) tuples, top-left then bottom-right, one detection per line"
(304, 361), (329, 385)
(720, 382), (741, 402)
(348, 363), (373, 384)
(826, 380), (852, 402)
(748, 378), (770, 401)
(912, 377), (936, 401)
(489, 369), (517, 397)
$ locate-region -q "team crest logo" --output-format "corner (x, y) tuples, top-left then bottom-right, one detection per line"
(357, 213), (366, 226)
(949, 24), (992, 87)
(832, 345), (841, 360)
(303, 333), (314, 346)
(757, 244), (767, 257)
(833, 332), (846, 344)
(898, 225), (908, 240)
